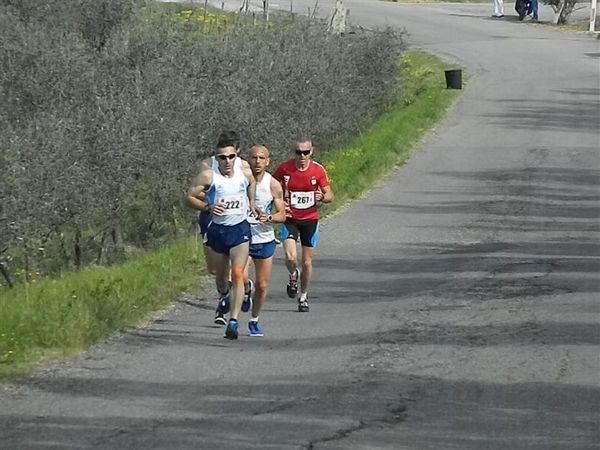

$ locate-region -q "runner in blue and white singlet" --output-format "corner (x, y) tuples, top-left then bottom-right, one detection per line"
(248, 171), (276, 246)
(205, 161), (249, 228)
(185, 131), (257, 340)
(198, 155), (244, 238)
(242, 145), (287, 337)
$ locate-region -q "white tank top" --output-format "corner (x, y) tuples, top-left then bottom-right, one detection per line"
(248, 172), (275, 244)
(207, 159), (249, 226)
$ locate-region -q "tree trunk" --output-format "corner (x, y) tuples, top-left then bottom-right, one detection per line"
(98, 228), (110, 265)
(55, 227), (71, 267)
(0, 257), (13, 288)
(111, 221), (125, 260)
(74, 225), (82, 269)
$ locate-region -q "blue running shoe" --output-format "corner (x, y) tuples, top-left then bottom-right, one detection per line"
(242, 279), (254, 313)
(224, 319), (239, 340)
(248, 320), (264, 337)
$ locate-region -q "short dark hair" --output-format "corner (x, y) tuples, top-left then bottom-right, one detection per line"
(294, 136), (313, 150)
(217, 130), (240, 149)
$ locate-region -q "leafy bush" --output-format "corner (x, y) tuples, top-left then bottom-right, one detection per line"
(0, 0), (404, 281)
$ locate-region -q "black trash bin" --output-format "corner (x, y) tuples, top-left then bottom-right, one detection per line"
(444, 69), (462, 89)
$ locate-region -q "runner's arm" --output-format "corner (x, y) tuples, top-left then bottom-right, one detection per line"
(243, 165), (258, 216)
(315, 167), (334, 203)
(265, 178), (287, 224)
(317, 184), (334, 203)
(185, 168), (212, 211)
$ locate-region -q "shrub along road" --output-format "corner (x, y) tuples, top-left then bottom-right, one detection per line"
(2, 2), (599, 449)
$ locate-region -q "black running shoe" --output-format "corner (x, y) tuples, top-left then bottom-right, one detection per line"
(219, 290), (230, 314)
(242, 279), (253, 313)
(298, 298), (309, 312)
(214, 291), (230, 325)
(224, 320), (239, 340)
(214, 308), (227, 326)
(286, 268), (299, 298)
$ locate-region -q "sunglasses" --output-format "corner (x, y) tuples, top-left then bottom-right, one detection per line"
(217, 153), (237, 161)
(295, 150), (311, 156)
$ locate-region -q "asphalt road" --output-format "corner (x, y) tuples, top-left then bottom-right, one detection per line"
(2, 2), (599, 449)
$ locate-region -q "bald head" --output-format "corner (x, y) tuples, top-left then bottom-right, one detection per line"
(249, 145), (270, 176)
(250, 145), (269, 158)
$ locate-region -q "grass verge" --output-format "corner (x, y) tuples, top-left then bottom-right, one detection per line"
(0, 238), (202, 381)
(0, 50), (461, 382)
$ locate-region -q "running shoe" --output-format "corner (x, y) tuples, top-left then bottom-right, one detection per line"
(297, 298), (309, 313)
(214, 291), (230, 326)
(286, 268), (300, 298)
(242, 279), (254, 313)
(248, 320), (264, 337)
(219, 290), (231, 314)
(224, 319), (239, 340)
(214, 308), (227, 326)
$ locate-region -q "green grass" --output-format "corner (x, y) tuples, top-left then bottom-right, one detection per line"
(0, 238), (203, 381)
(0, 50), (461, 383)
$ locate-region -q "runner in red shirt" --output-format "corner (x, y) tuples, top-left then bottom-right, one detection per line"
(272, 138), (334, 312)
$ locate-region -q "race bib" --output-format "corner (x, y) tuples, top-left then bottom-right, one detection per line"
(247, 209), (260, 224)
(218, 194), (245, 215)
(290, 191), (315, 209)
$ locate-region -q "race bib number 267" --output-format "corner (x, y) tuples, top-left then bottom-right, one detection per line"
(290, 191), (315, 209)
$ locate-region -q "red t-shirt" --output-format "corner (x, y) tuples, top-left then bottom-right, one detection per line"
(273, 159), (330, 221)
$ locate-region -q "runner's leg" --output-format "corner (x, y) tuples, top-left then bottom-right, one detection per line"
(228, 242), (250, 321)
(299, 246), (314, 296)
(251, 256), (273, 318)
(282, 238), (298, 276)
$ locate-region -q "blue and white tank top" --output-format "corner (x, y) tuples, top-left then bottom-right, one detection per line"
(206, 159), (249, 226)
(248, 172), (275, 244)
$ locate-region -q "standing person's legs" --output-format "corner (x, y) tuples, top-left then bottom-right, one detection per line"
(493, 0), (504, 16)
(530, 0), (538, 19)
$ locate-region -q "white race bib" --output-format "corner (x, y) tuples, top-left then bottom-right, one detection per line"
(218, 194), (245, 215)
(290, 191), (315, 209)
(247, 209), (260, 224)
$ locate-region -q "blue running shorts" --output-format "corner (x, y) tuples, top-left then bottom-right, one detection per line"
(206, 220), (251, 255)
(249, 240), (277, 260)
(198, 211), (211, 238)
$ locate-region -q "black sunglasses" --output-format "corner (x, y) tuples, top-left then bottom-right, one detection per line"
(295, 150), (311, 156)
(217, 153), (237, 161)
